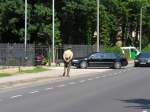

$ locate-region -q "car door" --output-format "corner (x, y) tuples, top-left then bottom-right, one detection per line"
(102, 53), (115, 67)
(88, 53), (103, 67)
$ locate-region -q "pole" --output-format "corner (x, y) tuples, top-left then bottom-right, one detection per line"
(25, 0), (27, 57)
(52, 0), (55, 63)
(97, 0), (100, 52)
(139, 4), (150, 52)
(139, 8), (142, 52)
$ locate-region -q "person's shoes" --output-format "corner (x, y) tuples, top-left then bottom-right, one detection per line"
(62, 73), (65, 77)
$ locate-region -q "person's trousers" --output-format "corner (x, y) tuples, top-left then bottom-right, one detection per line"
(63, 61), (71, 77)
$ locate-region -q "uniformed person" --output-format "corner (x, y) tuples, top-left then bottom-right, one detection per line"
(62, 48), (73, 77)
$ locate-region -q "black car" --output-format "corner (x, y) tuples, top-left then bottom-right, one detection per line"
(134, 52), (150, 67)
(71, 52), (128, 69)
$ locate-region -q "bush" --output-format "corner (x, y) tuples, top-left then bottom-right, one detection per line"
(102, 46), (122, 54)
(102, 46), (131, 59)
(143, 44), (150, 52)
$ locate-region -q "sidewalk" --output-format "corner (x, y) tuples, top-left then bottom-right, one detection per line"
(0, 61), (134, 89)
(0, 67), (110, 89)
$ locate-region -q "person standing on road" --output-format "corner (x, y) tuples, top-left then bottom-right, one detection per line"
(62, 48), (73, 77)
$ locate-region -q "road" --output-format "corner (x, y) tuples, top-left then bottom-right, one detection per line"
(0, 67), (150, 112)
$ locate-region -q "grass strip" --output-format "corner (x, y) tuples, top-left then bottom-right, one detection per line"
(20, 67), (49, 73)
(0, 67), (49, 77)
(0, 73), (14, 77)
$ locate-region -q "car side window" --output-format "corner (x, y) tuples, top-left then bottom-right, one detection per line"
(131, 49), (137, 54)
(104, 53), (116, 59)
(90, 53), (104, 59)
(111, 53), (117, 59)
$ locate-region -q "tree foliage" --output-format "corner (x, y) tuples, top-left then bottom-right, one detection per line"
(0, 0), (150, 49)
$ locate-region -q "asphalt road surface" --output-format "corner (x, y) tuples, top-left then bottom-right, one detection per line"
(0, 67), (150, 112)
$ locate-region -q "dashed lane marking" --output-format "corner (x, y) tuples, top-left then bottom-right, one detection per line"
(123, 70), (127, 72)
(118, 71), (122, 73)
(142, 110), (148, 112)
(95, 77), (100, 79)
(10, 95), (23, 99)
(79, 80), (86, 83)
(101, 75), (106, 78)
(88, 78), (93, 80)
(56, 84), (66, 88)
(68, 82), (76, 85)
(29, 91), (39, 94)
(45, 87), (54, 90)
(114, 73), (118, 75)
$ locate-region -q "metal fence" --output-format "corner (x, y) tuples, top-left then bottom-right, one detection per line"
(63, 45), (96, 58)
(0, 44), (96, 67)
(0, 44), (35, 66)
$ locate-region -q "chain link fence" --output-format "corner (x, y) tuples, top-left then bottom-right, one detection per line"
(0, 44), (96, 68)
(0, 44), (35, 67)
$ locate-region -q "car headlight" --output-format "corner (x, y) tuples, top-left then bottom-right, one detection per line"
(72, 59), (79, 62)
(134, 60), (139, 62)
(147, 60), (150, 63)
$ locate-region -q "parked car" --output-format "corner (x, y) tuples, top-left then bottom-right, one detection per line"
(134, 52), (150, 67)
(71, 52), (128, 69)
(35, 54), (45, 65)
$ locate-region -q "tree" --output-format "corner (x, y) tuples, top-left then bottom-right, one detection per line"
(28, 1), (61, 46)
(0, 0), (24, 43)
(0, 0), (150, 49)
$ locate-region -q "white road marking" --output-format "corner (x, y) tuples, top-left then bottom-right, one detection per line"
(88, 78), (93, 80)
(118, 71), (122, 73)
(29, 91), (39, 94)
(127, 69), (132, 71)
(79, 80), (86, 83)
(95, 77), (100, 79)
(56, 84), (66, 88)
(69, 82), (76, 85)
(101, 75), (106, 78)
(45, 87), (54, 90)
(114, 73), (118, 75)
(123, 70), (127, 72)
(10, 95), (23, 99)
(142, 110), (148, 112)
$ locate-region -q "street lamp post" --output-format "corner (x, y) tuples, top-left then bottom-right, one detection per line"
(25, 0), (27, 58)
(139, 4), (150, 52)
(97, 0), (100, 52)
(52, 0), (55, 63)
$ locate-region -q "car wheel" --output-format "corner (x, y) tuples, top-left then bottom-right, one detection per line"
(76, 66), (80, 69)
(80, 61), (87, 69)
(134, 64), (139, 67)
(114, 62), (121, 69)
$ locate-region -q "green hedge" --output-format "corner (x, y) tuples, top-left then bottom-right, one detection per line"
(102, 46), (122, 54)
(143, 44), (150, 52)
(102, 46), (132, 60)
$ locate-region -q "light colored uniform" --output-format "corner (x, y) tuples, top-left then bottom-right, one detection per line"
(63, 49), (73, 77)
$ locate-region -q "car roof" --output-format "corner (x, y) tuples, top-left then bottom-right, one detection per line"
(140, 52), (150, 54)
(91, 52), (117, 54)
(121, 46), (136, 49)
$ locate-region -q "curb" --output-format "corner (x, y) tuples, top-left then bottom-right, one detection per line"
(0, 68), (111, 90)
(0, 62), (134, 90)
(0, 75), (62, 89)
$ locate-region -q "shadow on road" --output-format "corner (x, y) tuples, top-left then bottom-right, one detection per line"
(120, 98), (150, 110)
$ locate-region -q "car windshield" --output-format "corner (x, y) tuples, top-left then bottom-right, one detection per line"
(138, 53), (150, 58)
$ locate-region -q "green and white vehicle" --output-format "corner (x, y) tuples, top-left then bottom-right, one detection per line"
(121, 47), (140, 59)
